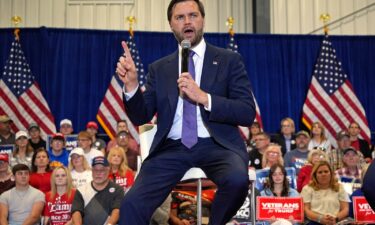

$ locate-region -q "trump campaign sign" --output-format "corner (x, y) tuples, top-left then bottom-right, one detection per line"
(353, 197), (375, 223)
(256, 197), (304, 222)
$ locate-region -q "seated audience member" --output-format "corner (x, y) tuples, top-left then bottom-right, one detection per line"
(249, 132), (270, 170)
(71, 156), (124, 225)
(0, 153), (15, 194)
(349, 164), (368, 219)
(348, 122), (371, 162)
(261, 164), (299, 225)
(28, 123), (46, 151)
(68, 147), (92, 188)
(48, 133), (70, 168)
(10, 130), (34, 168)
(0, 115), (15, 145)
(246, 121), (262, 152)
(169, 190), (214, 225)
(335, 147), (363, 193)
(308, 122), (332, 152)
(301, 161), (349, 225)
(29, 148), (52, 194)
(86, 121), (106, 154)
(107, 146), (135, 193)
(262, 144), (284, 169)
(59, 119), (74, 135)
(284, 130), (310, 175)
(149, 194), (172, 225)
(44, 166), (76, 225)
(327, 131), (353, 171)
(271, 117), (297, 156)
(112, 130), (139, 171)
(297, 149), (328, 192)
(0, 164), (45, 225)
(77, 131), (103, 166)
(106, 120), (139, 155)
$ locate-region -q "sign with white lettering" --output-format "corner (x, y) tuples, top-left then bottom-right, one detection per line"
(256, 197), (304, 222)
(353, 196), (375, 223)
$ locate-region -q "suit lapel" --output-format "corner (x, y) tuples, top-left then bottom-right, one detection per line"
(166, 51), (179, 112)
(200, 44), (219, 92)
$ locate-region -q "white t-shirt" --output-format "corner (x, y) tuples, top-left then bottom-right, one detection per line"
(83, 148), (103, 166)
(71, 169), (93, 189)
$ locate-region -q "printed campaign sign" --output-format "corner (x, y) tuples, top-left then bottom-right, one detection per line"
(256, 197), (304, 222)
(0, 144), (14, 155)
(353, 196), (375, 223)
(255, 167), (297, 190)
(46, 134), (78, 152)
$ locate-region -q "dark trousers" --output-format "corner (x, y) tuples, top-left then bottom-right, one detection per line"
(119, 138), (249, 225)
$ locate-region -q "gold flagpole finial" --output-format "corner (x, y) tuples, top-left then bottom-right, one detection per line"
(226, 17), (235, 37)
(319, 13), (331, 35)
(126, 16), (136, 37)
(11, 16), (22, 40)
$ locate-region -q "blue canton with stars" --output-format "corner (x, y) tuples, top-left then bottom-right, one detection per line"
(226, 36), (238, 53)
(2, 40), (34, 98)
(313, 37), (347, 95)
(127, 35), (146, 87)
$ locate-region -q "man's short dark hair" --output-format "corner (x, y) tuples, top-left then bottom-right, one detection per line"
(167, 0), (205, 22)
(12, 163), (30, 175)
(255, 132), (270, 140)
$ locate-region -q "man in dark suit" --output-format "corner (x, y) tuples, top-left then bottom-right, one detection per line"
(348, 122), (372, 162)
(115, 1), (255, 224)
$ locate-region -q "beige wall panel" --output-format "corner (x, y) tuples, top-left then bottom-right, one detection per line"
(202, 0), (219, 33)
(0, 1), (12, 27)
(66, 4), (80, 28)
(300, 0), (314, 33)
(272, 0), (287, 33)
(286, 0), (301, 34)
(149, 0), (165, 32)
(39, 0), (53, 27)
(25, 0), (39, 27)
(52, 0), (66, 27)
(339, 0), (354, 34)
(95, 4), (108, 30)
(326, 0), (341, 34)
(80, 4), (94, 29)
(369, 5), (375, 34)
(354, 0), (368, 34)
(108, 4), (122, 30)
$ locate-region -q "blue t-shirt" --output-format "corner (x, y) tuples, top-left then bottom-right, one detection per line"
(48, 150), (69, 167)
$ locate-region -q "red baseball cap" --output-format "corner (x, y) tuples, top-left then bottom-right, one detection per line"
(0, 153), (9, 163)
(52, 133), (65, 140)
(86, 121), (98, 130)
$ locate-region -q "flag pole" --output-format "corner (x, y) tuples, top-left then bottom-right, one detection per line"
(319, 13), (331, 36)
(11, 16), (22, 40)
(126, 16), (136, 38)
(226, 16), (235, 37)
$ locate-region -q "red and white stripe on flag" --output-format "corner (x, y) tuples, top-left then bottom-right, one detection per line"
(0, 39), (56, 137)
(302, 36), (370, 146)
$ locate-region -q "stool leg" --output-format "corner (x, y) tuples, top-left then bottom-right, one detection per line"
(197, 178), (202, 225)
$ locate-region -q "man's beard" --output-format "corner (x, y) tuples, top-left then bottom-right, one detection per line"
(173, 28), (204, 48)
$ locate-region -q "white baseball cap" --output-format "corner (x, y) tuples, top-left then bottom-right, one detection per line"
(15, 130), (29, 140)
(60, 119), (72, 127)
(69, 147), (84, 158)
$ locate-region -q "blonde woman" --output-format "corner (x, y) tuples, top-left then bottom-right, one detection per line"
(44, 166), (76, 225)
(308, 122), (332, 152)
(297, 149), (328, 192)
(10, 131), (34, 168)
(68, 148), (92, 188)
(107, 147), (135, 193)
(262, 144), (284, 169)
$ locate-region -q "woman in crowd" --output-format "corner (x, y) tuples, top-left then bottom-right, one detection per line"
(297, 149), (328, 192)
(247, 121), (262, 151)
(262, 144), (284, 169)
(10, 130), (34, 168)
(68, 147), (92, 188)
(29, 148), (52, 193)
(107, 146), (135, 193)
(308, 122), (332, 152)
(301, 161), (349, 225)
(44, 166), (76, 225)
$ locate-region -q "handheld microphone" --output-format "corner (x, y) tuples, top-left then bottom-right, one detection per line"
(181, 39), (191, 73)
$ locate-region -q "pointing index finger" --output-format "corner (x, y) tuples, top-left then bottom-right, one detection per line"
(121, 41), (131, 58)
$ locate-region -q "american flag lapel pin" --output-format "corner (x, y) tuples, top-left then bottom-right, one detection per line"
(213, 61), (218, 65)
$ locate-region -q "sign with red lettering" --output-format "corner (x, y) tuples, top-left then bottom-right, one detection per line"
(353, 197), (375, 223)
(256, 197), (304, 222)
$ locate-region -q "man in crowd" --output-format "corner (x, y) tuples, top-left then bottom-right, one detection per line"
(0, 115), (15, 146)
(77, 131), (103, 166)
(28, 123), (46, 151)
(48, 133), (70, 168)
(106, 120), (139, 155)
(59, 119), (74, 135)
(248, 132), (270, 170)
(347, 122), (371, 162)
(283, 130), (310, 174)
(0, 163), (45, 225)
(115, 130), (138, 171)
(71, 156), (124, 225)
(271, 117), (296, 156)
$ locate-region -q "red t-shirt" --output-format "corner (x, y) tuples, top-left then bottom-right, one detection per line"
(44, 189), (76, 225)
(29, 171), (52, 194)
(351, 139), (361, 152)
(108, 170), (135, 192)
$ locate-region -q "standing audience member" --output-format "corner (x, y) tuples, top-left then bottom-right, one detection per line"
(59, 119), (74, 135)
(301, 161), (349, 225)
(0, 115), (15, 145)
(77, 131), (103, 166)
(348, 122), (371, 162)
(71, 156), (124, 225)
(107, 146), (135, 193)
(29, 148), (52, 194)
(262, 144), (284, 169)
(86, 121), (106, 154)
(0, 153), (14, 194)
(297, 149), (328, 192)
(10, 130), (34, 168)
(271, 117), (296, 156)
(114, 130), (139, 171)
(48, 133), (70, 168)
(44, 166), (76, 225)
(308, 122), (332, 152)
(248, 132), (270, 170)
(0, 164), (45, 225)
(68, 147), (92, 188)
(284, 130), (310, 175)
(28, 123), (46, 151)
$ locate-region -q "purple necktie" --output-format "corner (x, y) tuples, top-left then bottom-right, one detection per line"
(181, 51), (198, 149)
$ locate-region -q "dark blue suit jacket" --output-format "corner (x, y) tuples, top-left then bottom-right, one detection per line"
(124, 43), (255, 162)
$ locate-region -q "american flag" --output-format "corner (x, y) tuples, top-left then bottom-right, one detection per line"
(302, 36), (370, 146)
(0, 39), (56, 137)
(227, 35), (264, 139)
(96, 35), (146, 142)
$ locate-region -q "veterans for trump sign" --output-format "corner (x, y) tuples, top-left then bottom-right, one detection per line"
(353, 197), (375, 223)
(256, 197), (304, 222)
